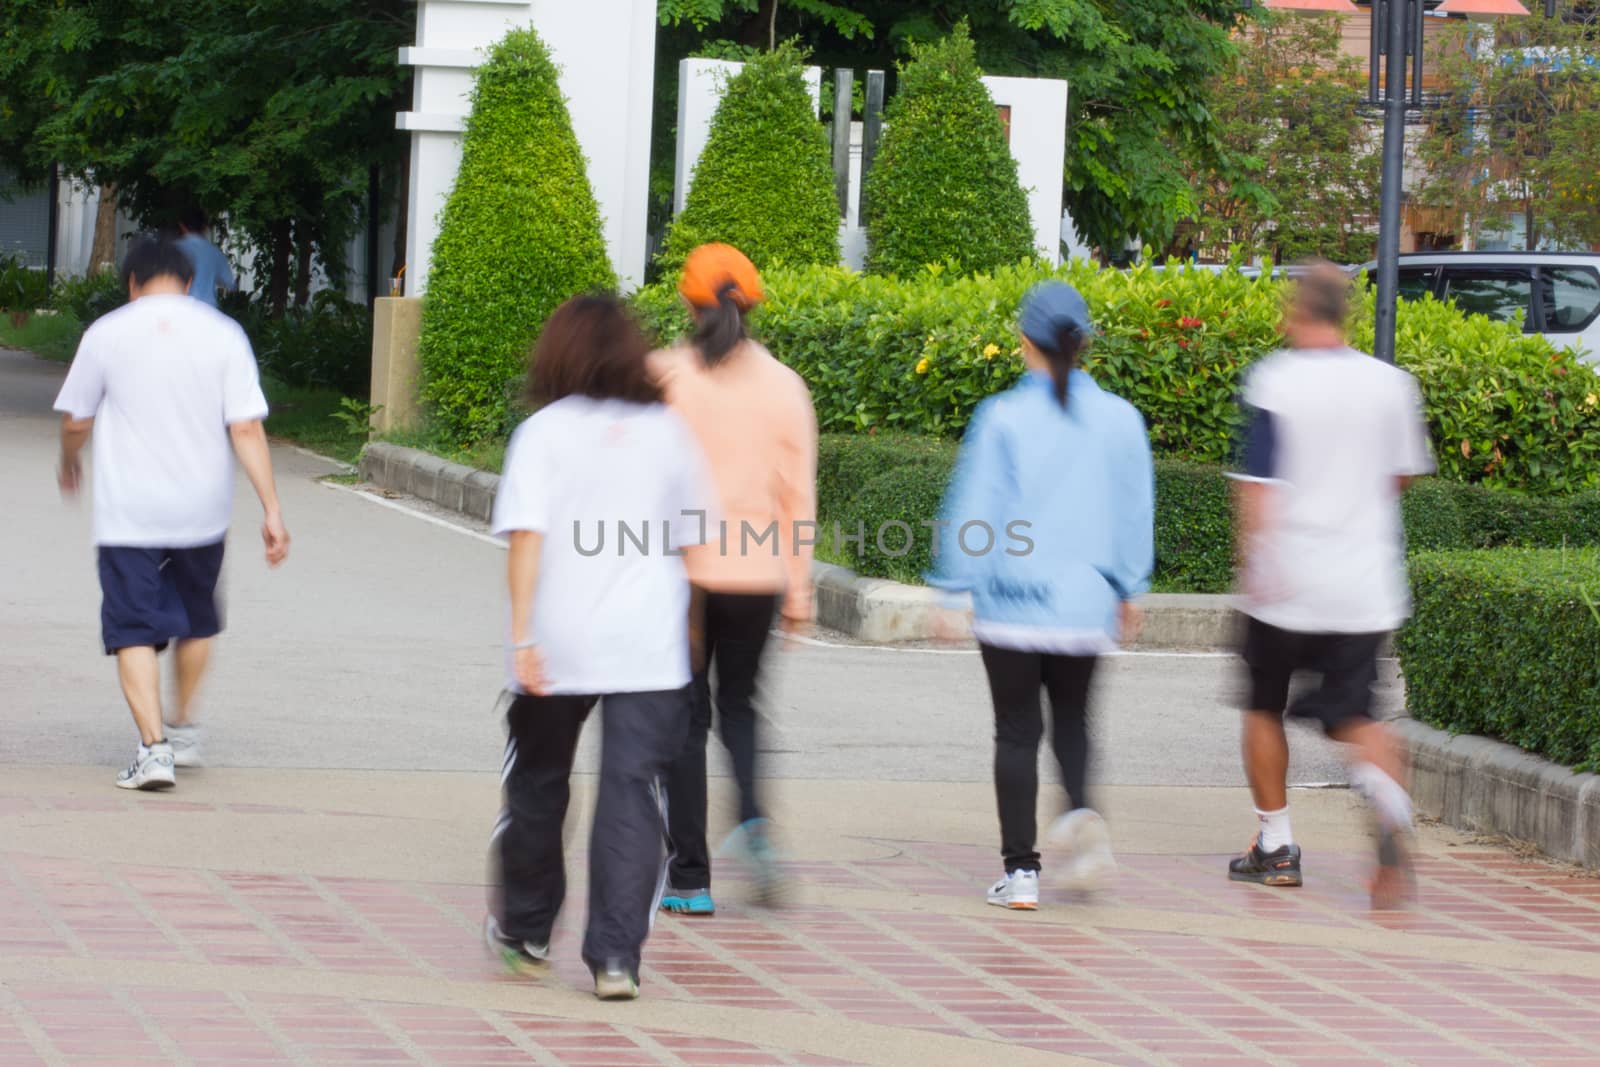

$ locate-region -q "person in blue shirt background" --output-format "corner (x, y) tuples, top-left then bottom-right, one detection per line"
(930, 280), (1154, 912)
(175, 207), (237, 309)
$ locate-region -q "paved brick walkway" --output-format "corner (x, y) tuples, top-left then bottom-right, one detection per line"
(3, 772), (1600, 1066)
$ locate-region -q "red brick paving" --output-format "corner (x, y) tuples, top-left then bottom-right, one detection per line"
(4, 797), (1600, 1065)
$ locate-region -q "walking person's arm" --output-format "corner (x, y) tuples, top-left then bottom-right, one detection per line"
(228, 420), (290, 566)
(58, 416), (93, 495)
(775, 381), (819, 641)
(506, 531), (547, 695)
(1112, 412), (1156, 643)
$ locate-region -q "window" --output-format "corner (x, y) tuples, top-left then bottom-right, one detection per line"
(1442, 268), (1534, 328)
(1539, 267), (1600, 333)
(1397, 267), (1438, 302)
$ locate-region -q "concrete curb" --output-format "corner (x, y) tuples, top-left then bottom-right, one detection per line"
(359, 442), (1238, 648)
(1395, 717), (1600, 869)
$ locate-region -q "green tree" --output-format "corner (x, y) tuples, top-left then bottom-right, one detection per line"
(1189, 12), (1379, 264)
(862, 22), (1034, 275)
(418, 26), (616, 443)
(1418, 6), (1600, 250)
(652, 1), (1250, 258)
(662, 44), (840, 272)
(0, 0), (411, 311)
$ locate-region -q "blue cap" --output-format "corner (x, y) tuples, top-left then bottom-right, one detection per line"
(1018, 281), (1093, 349)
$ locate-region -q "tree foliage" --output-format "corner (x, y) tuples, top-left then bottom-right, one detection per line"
(1419, 6), (1600, 250)
(418, 26), (616, 444)
(661, 44), (840, 272)
(1188, 12), (1380, 264)
(0, 0), (411, 311)
(653, 1), (1250, 258)
(862, 22), (1034, 275)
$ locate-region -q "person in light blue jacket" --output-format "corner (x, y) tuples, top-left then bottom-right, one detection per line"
(930, 280), (1154, 912)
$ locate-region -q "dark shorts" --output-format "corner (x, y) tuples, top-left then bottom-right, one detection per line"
(98, 542), (226, 655)
(1239, 615), (1386, 734)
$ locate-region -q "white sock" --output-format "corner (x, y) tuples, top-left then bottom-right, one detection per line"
(1256, 806), (1293, 851)
(1349, 762), (1413, 831)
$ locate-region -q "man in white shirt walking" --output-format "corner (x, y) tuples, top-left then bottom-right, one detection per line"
(1227, 262), (1435, 908)
(54, 234), (290, 790)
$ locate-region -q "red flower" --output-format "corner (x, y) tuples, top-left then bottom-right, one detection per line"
(1154, 299), (1173, 308)
(1178, 316), (1205, 329)
(1177, 339), (1190, 348)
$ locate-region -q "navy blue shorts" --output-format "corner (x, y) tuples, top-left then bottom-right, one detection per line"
(97, 542), (226, 655)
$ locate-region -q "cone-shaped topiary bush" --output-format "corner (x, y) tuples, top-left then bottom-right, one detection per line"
(419, 26), (616, 442)
(661, 43), (840, 273)
(863, 22), (1036, 277)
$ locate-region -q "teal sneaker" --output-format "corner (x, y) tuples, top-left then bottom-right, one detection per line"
(660, 888), (715, 915)
(721, 818), (787, 906)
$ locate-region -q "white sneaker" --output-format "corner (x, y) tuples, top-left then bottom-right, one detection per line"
(115, 743), (176, 791)
(166, 724), (203, 768)
(1050, 808), (1116, 892)
(986, 869), (1040, 910)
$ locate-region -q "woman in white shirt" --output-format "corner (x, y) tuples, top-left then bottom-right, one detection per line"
(485, 295), (713, 1001)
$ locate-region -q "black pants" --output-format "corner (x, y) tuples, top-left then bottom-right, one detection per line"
(665, 590), (778, 890)
(492, 688), (691, 977)
(979, 645), (1099, 874)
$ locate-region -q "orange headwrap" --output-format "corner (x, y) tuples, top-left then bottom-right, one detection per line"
(679, 243), (764, 310)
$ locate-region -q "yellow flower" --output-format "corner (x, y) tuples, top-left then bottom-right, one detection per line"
(982, 343), (1001, 359)
(1587, 393), (1598, 408)
(915, 357), (931, 375)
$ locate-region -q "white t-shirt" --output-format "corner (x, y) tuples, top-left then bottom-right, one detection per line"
(1231, 347), (1436, 634)
(53, 294), (269, 548)
(491, 397), (716, 696)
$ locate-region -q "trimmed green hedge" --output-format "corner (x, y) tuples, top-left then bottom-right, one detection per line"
(862, 22), (1035, 277)
(419, 27), (616, 442)
(633, 259), (1600, 493)
(814, 433), (1600, 590)
(1398, 550), (1600, 771)
(660, 44), (839, 273)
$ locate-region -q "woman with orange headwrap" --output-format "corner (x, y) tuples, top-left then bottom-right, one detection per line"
(651, 244), (818, 915)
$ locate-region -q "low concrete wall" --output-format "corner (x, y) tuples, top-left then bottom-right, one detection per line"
(369, 298), (423, 434)
(359, 442), (1238, 649)
(1396, 717), (1600, 868)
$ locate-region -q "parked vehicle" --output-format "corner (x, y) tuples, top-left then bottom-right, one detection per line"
(1362, 251), (1600, 361)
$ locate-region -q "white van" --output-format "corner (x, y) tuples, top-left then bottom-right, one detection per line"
(1364, 251), (1600, 361)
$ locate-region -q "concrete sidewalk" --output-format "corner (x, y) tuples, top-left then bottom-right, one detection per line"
(5, 767), (1600, 1067)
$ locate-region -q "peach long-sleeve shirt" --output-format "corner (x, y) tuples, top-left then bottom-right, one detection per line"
(652, 341), (818, 621)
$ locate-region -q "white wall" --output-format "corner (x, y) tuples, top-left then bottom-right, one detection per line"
(674, 64), (1074, 268)
(52, 179), (137, 279)
(400, 0), (657, 295)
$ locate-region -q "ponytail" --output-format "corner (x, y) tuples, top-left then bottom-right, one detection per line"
(1041, 324), (1084, 409)
(692, 282), (748, 367)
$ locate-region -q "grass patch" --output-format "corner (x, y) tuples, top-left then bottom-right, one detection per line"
(262, 384), (368, 466)
(0, 311), (84, 362)
(380, 425), (506, 474)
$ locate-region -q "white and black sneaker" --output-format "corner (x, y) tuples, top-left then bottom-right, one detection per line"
(165, 723), (203, 768)
(484, 915), (550, 976)
(1050, 808), (1117, 892)
(986, 869), (1040, 910)
(115, 742), (176, 791)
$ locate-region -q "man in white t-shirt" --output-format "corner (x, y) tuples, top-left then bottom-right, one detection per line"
(1226, 262), (1435, 908)
(54, 234), (290, 791)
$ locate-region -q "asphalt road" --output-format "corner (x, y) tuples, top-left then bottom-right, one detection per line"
(1, 347), (1363, 787)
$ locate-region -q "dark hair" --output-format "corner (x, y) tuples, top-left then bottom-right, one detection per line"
(1293, 259), (1351, 329)
(691, 283), (748, 367)
(179, 205), (210, 234)
(1034, 324), (1085, 409)
(120, 234), (196, 291)
(526, 295), (662, 408)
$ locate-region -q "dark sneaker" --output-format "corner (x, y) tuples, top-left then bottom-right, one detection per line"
(1228, 839), (1303, 887)
(1369, 823), (1416, 910)
(484, 915), (549, 976)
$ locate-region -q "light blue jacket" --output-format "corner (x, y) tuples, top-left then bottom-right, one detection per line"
(929, 369), (1155, 652)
